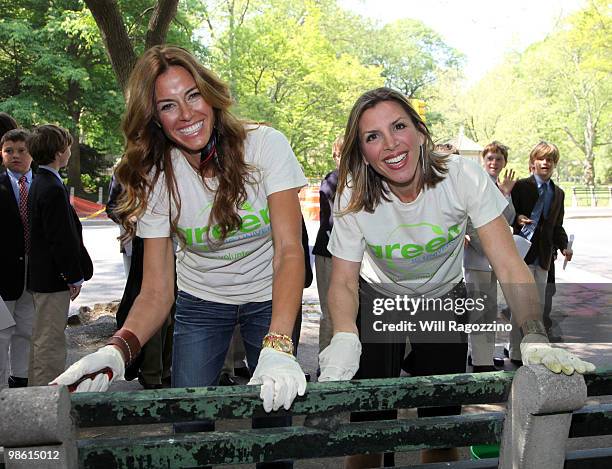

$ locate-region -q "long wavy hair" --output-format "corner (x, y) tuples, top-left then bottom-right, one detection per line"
(337, 87), (449, 214)
(115, 45), (254, 243)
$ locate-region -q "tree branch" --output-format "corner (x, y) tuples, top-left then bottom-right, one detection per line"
(238, 0), (251, 28)
(562, 126), (586, 154)
(145, 0), (179, 49)
(201, 6), (216, 39)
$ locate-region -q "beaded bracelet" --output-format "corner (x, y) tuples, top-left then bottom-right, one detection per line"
(107, 328), (142, 365)
(262, 332), (294, 355)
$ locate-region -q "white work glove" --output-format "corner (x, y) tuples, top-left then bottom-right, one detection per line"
(51, 345), (125, 392)
(318, 332), (362, 382)
(520, 333), (596, 375)
(248, 347), (307, 412)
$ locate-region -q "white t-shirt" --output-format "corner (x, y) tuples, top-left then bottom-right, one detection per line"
(137, 125), (307, 304)
(328, 155), (508, 298)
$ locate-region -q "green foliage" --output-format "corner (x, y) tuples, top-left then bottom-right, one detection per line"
(0, 0), (203, 187)
(448, 0), (611, 184)
(80, 172), (112, 193)
(199, 0), (462, 176)
(203, 0), (384, 176)
(80, 173), (97, 192)
(8, 0), (603, 187)
(0, 0), (125, 191)
(365, 19), (464, 98)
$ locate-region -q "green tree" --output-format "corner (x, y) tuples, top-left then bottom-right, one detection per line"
(84, 0), (180, 93)
(0, 1), (125, 191)
(204, 0), (382, 176)
(366, 19), (464, 98)
(0, 0), (203, 191)
(456, 0), (611, 183)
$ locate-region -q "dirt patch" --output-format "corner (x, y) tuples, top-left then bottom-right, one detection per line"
(66, 301), (120, 358)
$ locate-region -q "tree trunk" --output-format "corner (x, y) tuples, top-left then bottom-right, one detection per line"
(582, 112), (596, 186)
(582, 158), (595, 186)
(145, 0), (180, 49)
(67, 129), (82, 194)
(66, 81), (83, 193)
(84, 0), (137, 95)
(85, 0), (179, 95)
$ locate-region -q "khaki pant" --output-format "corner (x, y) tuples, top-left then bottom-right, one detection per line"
(28, 290), (70, 386)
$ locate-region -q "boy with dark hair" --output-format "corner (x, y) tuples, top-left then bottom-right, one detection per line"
(0, 128), (35, 389)
(27, 124), (93, 386)
(0, 112), (18, 141)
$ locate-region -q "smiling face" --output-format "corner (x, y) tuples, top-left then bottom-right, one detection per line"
(154, 65), (215, 162)
(531, 154), (556, 181)
(358, 100), (425, 201)
(482, 152), (506, 179)
(1, 139), (32, 174)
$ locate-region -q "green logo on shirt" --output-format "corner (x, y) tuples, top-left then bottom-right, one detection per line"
(368, 222), (461, 261)
(179, 204), (270, 249)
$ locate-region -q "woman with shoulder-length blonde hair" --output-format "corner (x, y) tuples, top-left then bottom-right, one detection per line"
(319, 87), (594, 467)
(53, 46), (308, 449)
(337, 87), (448, 215)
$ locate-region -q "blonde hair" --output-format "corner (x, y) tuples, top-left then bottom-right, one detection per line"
(338, 87), (448, 214)
(115, 45), (254, 242)
(529, 141), (559, 166)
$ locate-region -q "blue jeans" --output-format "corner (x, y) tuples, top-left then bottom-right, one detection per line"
(172, 290), (292, 468)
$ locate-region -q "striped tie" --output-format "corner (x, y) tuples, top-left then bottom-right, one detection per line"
(520, 184), (546, 241)
(18, 175), (30, 253)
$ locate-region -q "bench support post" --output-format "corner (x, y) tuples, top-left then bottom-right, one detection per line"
(499, 365), (586, 469)
(0, 386), (77, 469)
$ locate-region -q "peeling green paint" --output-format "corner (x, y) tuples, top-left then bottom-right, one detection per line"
(69, 368), (612, 468)
(77, 414), (504, 467)
(72, 372), (517, 427)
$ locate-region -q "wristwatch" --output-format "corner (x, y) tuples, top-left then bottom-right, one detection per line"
(520, 319), (547, 337)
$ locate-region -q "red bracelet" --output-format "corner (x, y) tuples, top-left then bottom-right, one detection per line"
(107, 328), (142, 365)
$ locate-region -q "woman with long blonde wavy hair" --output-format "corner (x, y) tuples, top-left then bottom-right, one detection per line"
(53, 47), (309, 457)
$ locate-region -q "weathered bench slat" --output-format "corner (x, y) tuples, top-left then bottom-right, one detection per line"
(73, 371), (515, 427)
(72, 369), (612, 428)
(77, 412), (504, 468)
(563, 447), (612, 469)
(569, 403), (612, 438)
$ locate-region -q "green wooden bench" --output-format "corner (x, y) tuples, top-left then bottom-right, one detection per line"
(1, 367), (611, 468)
(571, 186), (612, 207)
